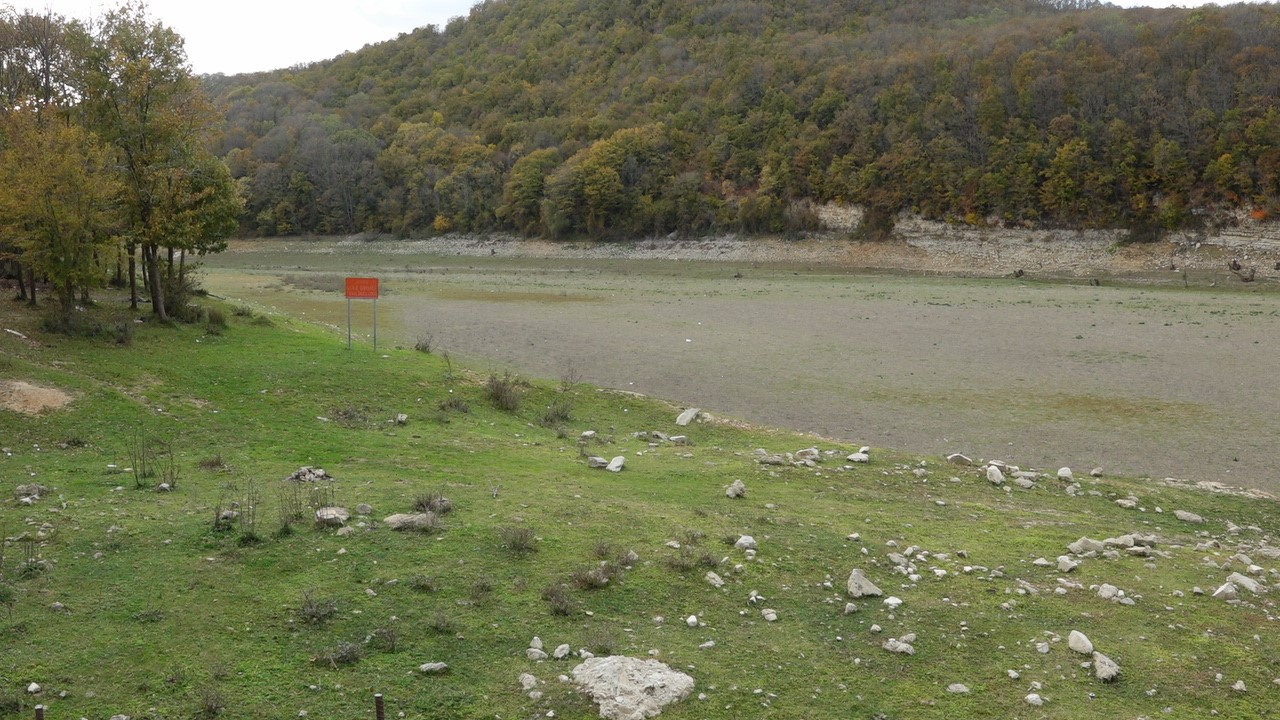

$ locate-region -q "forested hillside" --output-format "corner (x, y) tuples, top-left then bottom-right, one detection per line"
(206, 0), (1280, 241)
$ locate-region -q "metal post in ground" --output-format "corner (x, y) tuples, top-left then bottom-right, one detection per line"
(35, 705), (45, 720)
(374, 693), (385, 720)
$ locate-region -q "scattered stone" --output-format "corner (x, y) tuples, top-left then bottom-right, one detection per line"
(734, 535), (757, 551)
(946, 684), (970, 694)
(1174, 510), (1205, 524)
(394, 413), (409, 425)
(705, 571), (724, 588)
(1115, 497), (1139, 510)
(383, 513), (438, 531)
(986, 466), (1005, 485)
(670, 435), (689, 446)
(355, 503), (373, 515)
(762, 609), (778, 622)
(520, 673), (539, 691)
(1068, 631), (1094, 655)
(1232, 680), (1247, 692)
(1007, 670), (1020, 680)
(795, 448), (822, 462)
(846, 569), (883, 598)
(1025, 693), (1044, 706)
(572, 656), (695, 720)
(1068, 537), (1105, 555)
(315, 507), (349, 527)
(606, 456), (626, 473)
(286, 466), (332, 483)
(946, 453), (973, 466)
(1226, 572), (1267, 594)
(725, 480), (746, 498)
(1090, 467), (1104, 477)
(531, 637), (544, 650)
(554, 644), (572, 660)
(846, 451), (870, 463)
(1212, 582), (1239, 601)
(686, 615), (699, 628)
(1093, 652), (1121, 682)
(757, 454), (787, 466)
(26, 683), (40, 694)
(527, 648), (549, 661)
(675, 408), (701, 426)
(419, 662), (449, 674)
(581, 430), (597, 440)
(883, 596), (903, 610)
(699, 640), (715, 650)
(588, 456), (610, 468)
(1013, 476), (1036, 489)
(882, 638), (914, 655)
(15, 483), (48, 500)
(1057, 556), (1079, 573)
(1057, 467), (1073, 481)
(843, 603), (858, 615)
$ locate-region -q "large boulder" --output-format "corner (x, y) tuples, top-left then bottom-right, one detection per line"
(315, 507), (350, 527)
(384, 512), (438, 531)
(572, 656), (694, 720)
(675, 408), (701, 426)
(846, 569), (883, 598)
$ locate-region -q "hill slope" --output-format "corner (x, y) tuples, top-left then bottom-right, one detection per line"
(0, 296), (1277, 719)
(207, 0), (1280, 241)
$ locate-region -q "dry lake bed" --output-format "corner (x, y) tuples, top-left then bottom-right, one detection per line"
(202, 238), (1280, 493)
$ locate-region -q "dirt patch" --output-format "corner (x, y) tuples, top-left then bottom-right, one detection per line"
(0, 380), (72, 414)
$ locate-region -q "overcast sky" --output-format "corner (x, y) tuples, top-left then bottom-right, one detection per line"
(40, 0), (1271, 76)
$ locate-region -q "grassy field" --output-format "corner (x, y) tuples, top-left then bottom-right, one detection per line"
(1, 293), (1278, 720)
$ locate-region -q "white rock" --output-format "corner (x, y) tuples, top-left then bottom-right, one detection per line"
(1174, 510), (1205, 524)
(1068, 630), (1094, 655)
(1232, 680), (1247, 692)
(946, 453), (973, 465)
(419, 662), (449, 674)
(527, 649), (549, 661)
(519, 673), (539, 691)
(1025, 692), (1044, 706)
(1007, 670), (1020, 680)
(699, 641), (715, 650)
(1068, 537), (1105, 554)
(383, 512), (437, 531)
(762, 609), (778, 622)
(1057, 556), (1079, 573)
(606, 456), (626, 473)
(883, 596), (903, 609)
(675, 408), (701, 426)
(1093, 651), (1121, 682)
(725, 480), (746, 498)
(846, 569), (883, 598)
(686, 615), (699, 628)
(588, 456), (610, 468)
(847, 452), (870, 463)
(882, 638), (914, 655)
(1226, 572), (1266, 594)
(705, 571), (724, 588)
(314, 506), (349, 527)
(572, 656), (694, 720)
(26, 683), (40, 694)
(531, 637), (544, 650)
(1212, 582), (1239, 601)
(1057, 467), (1073, 481)
(844, 602), (858, 615)
(735, 535), (757, 551)
(946, 683), (970, 694)
(986, 466), (1005, 485)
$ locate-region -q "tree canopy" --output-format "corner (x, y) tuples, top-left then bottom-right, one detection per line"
(205, 0), (1280, 241)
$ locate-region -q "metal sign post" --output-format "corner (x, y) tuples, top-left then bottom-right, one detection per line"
(344, 277), (381, 350)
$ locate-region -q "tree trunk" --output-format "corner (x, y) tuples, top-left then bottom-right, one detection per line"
(15, 260), (28, 301)
(128, 243), (138, 310)
(26, 267), (36, 306)
(144, 244), (168, 321)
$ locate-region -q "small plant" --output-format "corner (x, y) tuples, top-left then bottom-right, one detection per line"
(367, 627), (398, 653)
(571, 564), (614, 590)
(238, 480), (261, 544)
(330, 404), (370, 429)
(414, 332), (434, 353)
(677, 529), (705, 546)
(114, 318), (134, 346)
(663, 546), (717, 573)
(299, 590), (338, 626)
(485, 371), (523, 412)
(315, 641), (364, 668)
(276, 483), (305, 536)
(469, 575), (494, 602)
(427, 611), (456, 634)
(233, 305), (254, 317)
(206, 307), (227, 335)
(583, 624), (620, 656)
(409, 575), (439, 593)
(559, 360), (583, 392)
(541, 584), (576, 616)
(413, 490), (454, 515)
(438, 394), (470, 413)
(198, 454), (228, 471)
(499, 526), (537, 556)
(132, 608), (166, 623)
(538, 399), (573, 428)
(592, 541), (614, 560)
(198, 684), (227, 717)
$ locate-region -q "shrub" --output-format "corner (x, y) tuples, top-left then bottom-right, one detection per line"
(413, 490), (454, 515)
(414, 333), (434, 353)
(500, 526), (537, 556)
(315, 641), (364, 668)
(583, 624), (620, 656)
(367, 627), (398, 653)
(538, 399), (573, 428)
(438, 395), (470, 413)
(299, 590), (337, 626)
(485, 371), (523, 412)
(198, 454), (228, 471)
(198, 685), (227, 717)
(206, 307), (227, 334)
(427, 612), (457, 635)
(470, 575), (494, 601)
(571, 564), (615, 590)
(409, 575), (439, 593)
(541, 584), (576, 616)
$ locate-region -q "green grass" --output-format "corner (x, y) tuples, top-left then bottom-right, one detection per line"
(0, 295), (1277, 720)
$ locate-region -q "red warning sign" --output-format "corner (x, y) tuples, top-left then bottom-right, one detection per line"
(345, 277), (380, 299)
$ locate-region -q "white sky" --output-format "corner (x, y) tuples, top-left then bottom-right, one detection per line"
(38, 0), (1270, 76)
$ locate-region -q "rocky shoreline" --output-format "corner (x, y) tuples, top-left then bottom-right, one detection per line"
(333, 212), (1280, 284)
